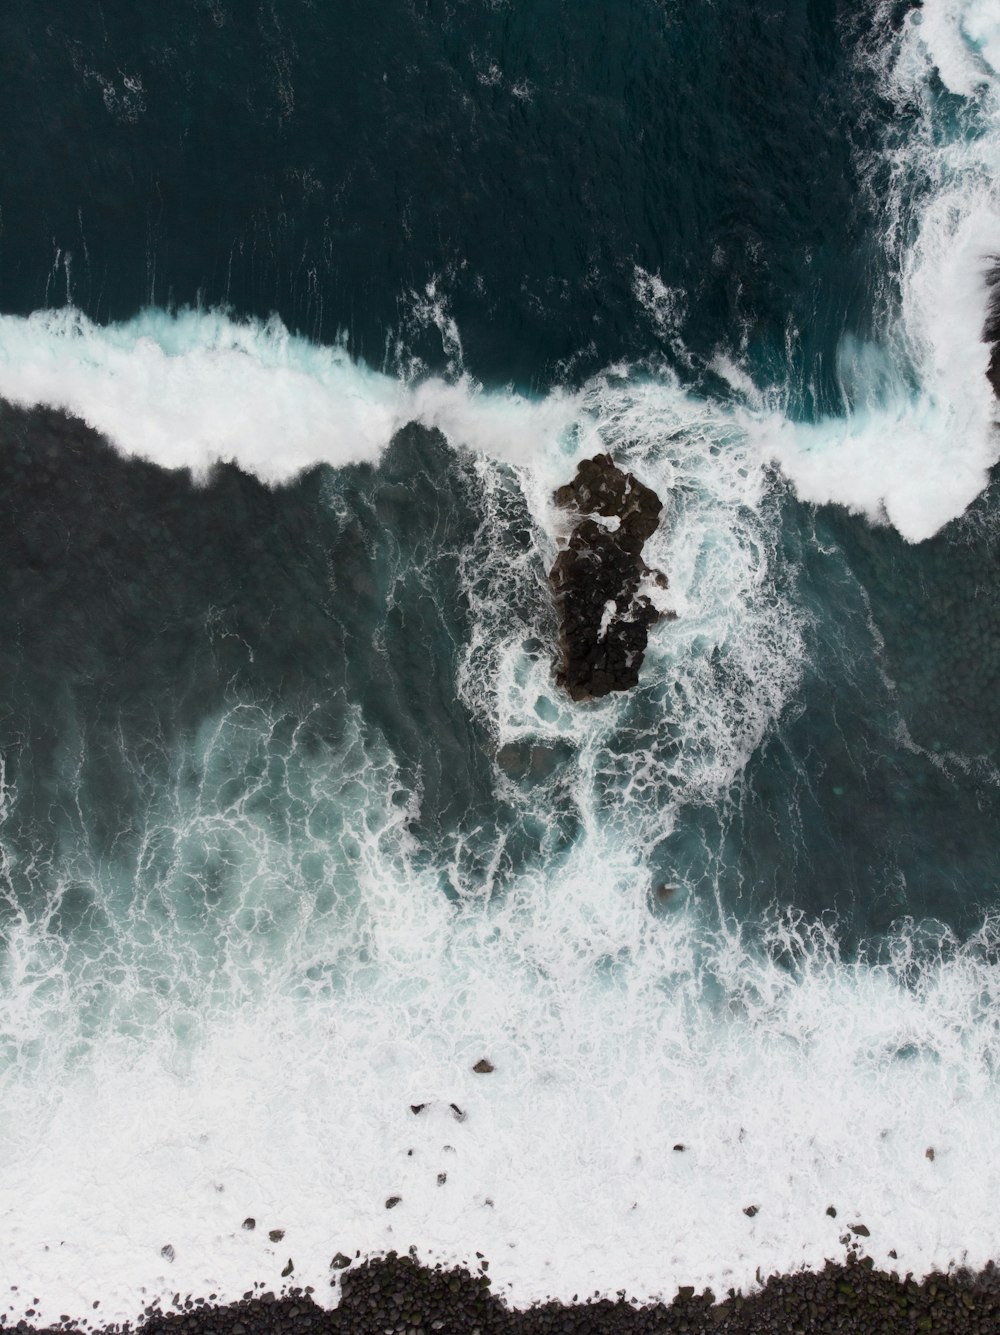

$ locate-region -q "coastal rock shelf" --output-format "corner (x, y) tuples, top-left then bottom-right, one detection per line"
(549, 453), (672, 701)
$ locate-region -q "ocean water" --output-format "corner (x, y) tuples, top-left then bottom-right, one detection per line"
(1, 0), (1000, 1323)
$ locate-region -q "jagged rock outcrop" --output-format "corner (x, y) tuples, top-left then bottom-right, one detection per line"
(986, 263), (1000, 396)
(549, 453), (671, 701)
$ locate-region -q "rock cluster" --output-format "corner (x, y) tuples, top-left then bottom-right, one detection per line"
(549, 454), (670, 700)
(16, 1252), (1000, 1335)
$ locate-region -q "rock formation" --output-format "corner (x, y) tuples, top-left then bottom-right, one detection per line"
(549, 453), (671, 701)
(986, 265), (1000, 397)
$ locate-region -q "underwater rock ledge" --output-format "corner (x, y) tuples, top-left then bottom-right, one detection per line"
(549, 453), (671, 701)
(12, 1252), (1000, 1335)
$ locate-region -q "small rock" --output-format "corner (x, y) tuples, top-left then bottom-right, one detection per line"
(242, 1218), (256, 1231)
(410, 1103), (426, 1115)
(330, 1253), (352, 1269)
(449, 1103), (466, 1121)
(743, 1205), (759, 1218)
(850, 1223), (870, 1237)
(268, 1229), (285, 1242)
(385, 1196), (402, 1209)
(281, 1259), (294, 1278)
(437, 1172), (447, 1186)
(160, 1245), (175, 1263)
(826, 1206), (837, 1217)
(672, 1143), (685, 1152)
(472, 1059), (494, 1074)
(925, 1146), (935, 1161)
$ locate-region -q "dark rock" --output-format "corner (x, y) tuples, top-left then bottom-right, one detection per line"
(385, 1196), (402, 1209)
(925, 1146), (935, 1161)
(241, 1218), (255, 1231)
(280, 1261), (293, 1278)
(160, 1246), (175, 1263)
(495, 740), (574, 783)
(826, 1205), (837, 1217)
(449, 1103), (466, 1121)
(549, 454), (670, 701)
(15, 1234), (1000, 1335)
(742, 1206), (759, 1218)
(986, 263), (1000, 396)
(268, 1230), (284, 1243)
(330, 1253), (352, 1270)
(850, 1223), (871, 1237)
(472, 1059), (495, 1074)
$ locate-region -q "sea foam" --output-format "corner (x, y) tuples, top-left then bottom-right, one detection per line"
(758, 0), (1000, 542)
(1, 304), (999, 1325)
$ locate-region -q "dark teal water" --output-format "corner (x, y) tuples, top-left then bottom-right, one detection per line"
(0, 0), (997, 944)
(2, 0), (1000, 1314)
(0, 0), (880, 399)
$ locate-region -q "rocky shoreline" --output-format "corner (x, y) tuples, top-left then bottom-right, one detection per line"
(10, 1252), (1000, 1335)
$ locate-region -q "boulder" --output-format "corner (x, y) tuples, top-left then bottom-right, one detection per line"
(549, 454), (670, 701)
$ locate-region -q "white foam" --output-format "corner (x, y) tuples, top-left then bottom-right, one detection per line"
(4, 755), (1000, 1325)
(0, 306), (580, 481)
(0, 304), (995, 1324)
(752, 0), (1000, 542)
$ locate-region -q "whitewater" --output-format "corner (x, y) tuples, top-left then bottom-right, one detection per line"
(0, 294), (997, 1322)
(3, 0), (1000, 1325)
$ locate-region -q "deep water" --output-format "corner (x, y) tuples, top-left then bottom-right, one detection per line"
(1, 0), (1000, 1323)
(0, 0), (881, 398)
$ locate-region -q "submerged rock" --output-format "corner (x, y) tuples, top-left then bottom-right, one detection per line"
(549, 453), (671, 700)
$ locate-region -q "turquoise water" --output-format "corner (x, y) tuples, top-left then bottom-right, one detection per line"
(1, 0), (1000, 1321)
